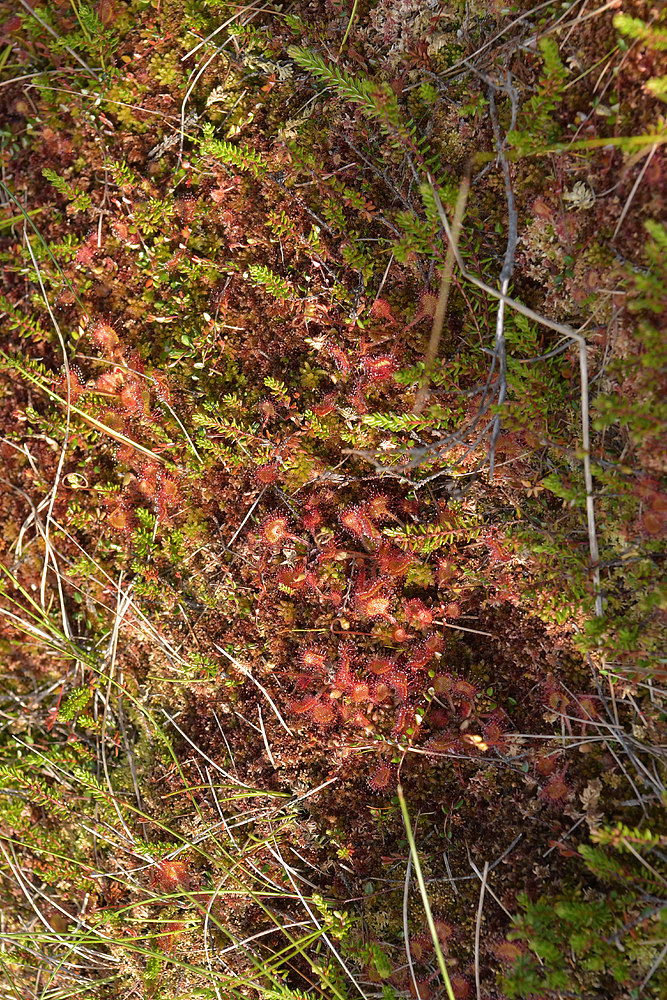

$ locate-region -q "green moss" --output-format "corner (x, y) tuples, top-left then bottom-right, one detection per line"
(149, 49), (184, 88)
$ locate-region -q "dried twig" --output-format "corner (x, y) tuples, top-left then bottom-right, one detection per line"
(179, 4), (266, 157)
(474, 861), (489, 1000)
(2, 478), (73, 652)
(257, 705), (276, 768)
(267, 838), (370, 1000)
(99, 574), (140, 845)
(353, 165), (602, 618)
(639, 940), (667, 993)
(425, 180), (602, 614)
(22, 231), (74, 632)
(485, 79), (518, 480)
(469, 857), (512, 920)
(181, 2), (270, 62)
(440, 0), (574, 80)
(412, 171), (470, 416)
(0, 841), (118, 968)
(612, 143), (659, 241)
(213, 643), (293, 735)
(162, 710), (259, 790)
(225, 486), (268, 549)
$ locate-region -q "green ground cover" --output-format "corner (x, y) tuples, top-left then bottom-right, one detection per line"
(0, 1), (665, 998)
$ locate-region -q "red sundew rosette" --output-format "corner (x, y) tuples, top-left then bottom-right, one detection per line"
(259, 513), (301, 548)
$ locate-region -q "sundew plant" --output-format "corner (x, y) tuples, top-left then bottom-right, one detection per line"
(0, 2), (665, 999)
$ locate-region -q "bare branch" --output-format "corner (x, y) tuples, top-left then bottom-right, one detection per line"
(474, 861), (489, 1000)
(414, 179), (602, 614)
(486, 79), (518, 480)
(412, 171), (470, 416)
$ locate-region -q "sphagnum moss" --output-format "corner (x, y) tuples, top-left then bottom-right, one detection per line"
(0, 1), (664, 998)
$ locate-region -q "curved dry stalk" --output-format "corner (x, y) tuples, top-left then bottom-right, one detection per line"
(267, 837), (369, 1000)
(485, 78), (518, 480)
(412, 172), (470, 416)
(22, 232), (74, 636)
(0, 842), (117, 970)
(426, 179), (602, 615)
(213, 643), (293, 735)
(474, 861), (489, 1000)
(163, 709), (262, 790)
(469, 857), (513, 920)
(179, 3), (267, 157)
(99, 573), (141, 847)
(181, 2), (272, 63)
(612, 143), (659, 241)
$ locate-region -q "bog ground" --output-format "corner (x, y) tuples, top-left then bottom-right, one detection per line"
(0, 2), (665, 999)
